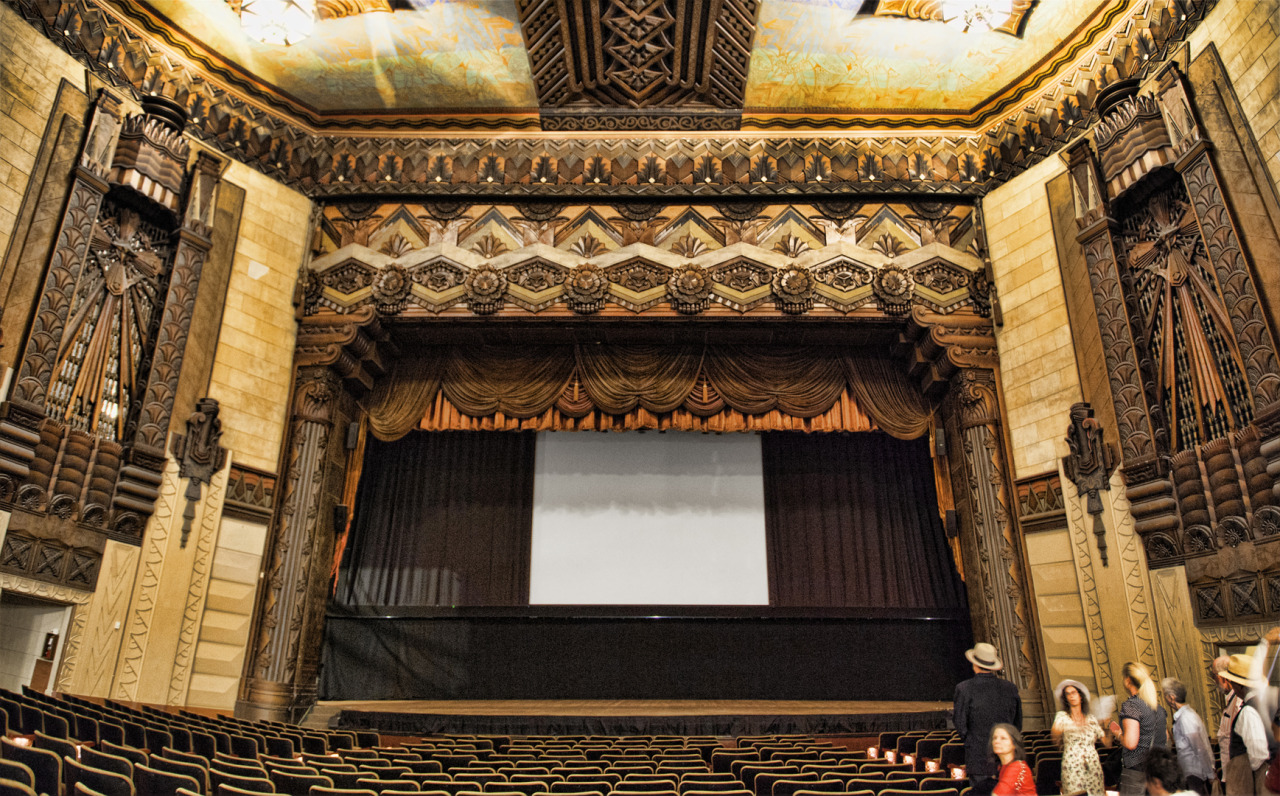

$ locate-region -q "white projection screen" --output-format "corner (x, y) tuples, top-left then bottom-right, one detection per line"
(529, 431), (769, 605)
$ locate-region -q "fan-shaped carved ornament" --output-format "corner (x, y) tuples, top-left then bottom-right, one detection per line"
(465, 263), (507, 315)
(668, 263), (714, 315)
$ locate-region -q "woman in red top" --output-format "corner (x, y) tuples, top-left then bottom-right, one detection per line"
(991, 723), (1037, 795)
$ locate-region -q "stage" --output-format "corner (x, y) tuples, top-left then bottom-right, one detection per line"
(312, 699), (954, 737)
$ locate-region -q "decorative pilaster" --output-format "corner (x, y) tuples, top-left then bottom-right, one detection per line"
(0, 92), (121, 501)
(239, 310), (394, 721)
(953, 368), (1044, 718)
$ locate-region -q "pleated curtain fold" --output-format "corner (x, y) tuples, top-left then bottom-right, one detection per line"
(362, 345), (935, 441)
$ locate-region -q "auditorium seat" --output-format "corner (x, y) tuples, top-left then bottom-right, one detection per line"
(308, 789), (378, 796)
(212, 773), (275, 794)
(80, 748), (134, 781)
(363, 780), (430, 795)
(136, 762), (204, 796)
(0, 762), (34, 792)
(151, 753), (212, 792)
(65, 757), (136, 796)
(0, 778), (36, 796)
(217, 785), (277, 796)
(100, 741), (148, 768)
(1, 739), (61, 796)
(918, 778), (965, 792)
(772, 778), (843, 796)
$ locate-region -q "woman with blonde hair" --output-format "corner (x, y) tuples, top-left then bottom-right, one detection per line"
(1108, 662), (1168, 796)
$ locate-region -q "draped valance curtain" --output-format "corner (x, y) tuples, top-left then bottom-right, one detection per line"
(365, 346), (933, 441)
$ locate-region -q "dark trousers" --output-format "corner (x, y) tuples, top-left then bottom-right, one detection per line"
(1187, 774), (1210, 796)
(968, 774), (996, 796)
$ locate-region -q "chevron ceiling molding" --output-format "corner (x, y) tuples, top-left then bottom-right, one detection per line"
(515, 0), (759, 131)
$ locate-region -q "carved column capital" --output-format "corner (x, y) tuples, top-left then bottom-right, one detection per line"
(956, 367), (1000, 429)
(292, 367), (343, 426)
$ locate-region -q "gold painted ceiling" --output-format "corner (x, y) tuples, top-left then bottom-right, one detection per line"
(110, 0), (1134, 132)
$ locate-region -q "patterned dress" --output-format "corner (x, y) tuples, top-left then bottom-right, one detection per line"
(1054, 710), (1106, 796)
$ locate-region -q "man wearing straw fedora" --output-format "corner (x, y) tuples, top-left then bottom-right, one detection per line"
(1219, 653), (1275, 795)
(954, 642), (1022, 796)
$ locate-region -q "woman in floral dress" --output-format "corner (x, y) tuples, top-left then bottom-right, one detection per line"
(1052, 679), (1110, 796)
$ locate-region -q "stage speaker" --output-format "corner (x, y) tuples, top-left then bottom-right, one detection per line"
(345, 421), (360, 450)
(934, 427), (947, 456)
(945, 509), (958, 538)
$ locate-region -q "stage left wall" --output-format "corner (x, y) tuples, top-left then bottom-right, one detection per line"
(0, 2), (312, 710)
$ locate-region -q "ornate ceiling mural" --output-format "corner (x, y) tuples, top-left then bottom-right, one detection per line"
(7, 0), (1211, 196)
(126, 0), (538, 124)
(743, 0), (1117, 127)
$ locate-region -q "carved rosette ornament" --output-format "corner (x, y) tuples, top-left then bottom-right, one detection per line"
(564, 262), (610, 314)
(772, 265), (815, 314)
(872, 265), (914, 315)
(667, 263), (713, 315)
(371, 262), (411, 315)
(464, 263), (507, 315)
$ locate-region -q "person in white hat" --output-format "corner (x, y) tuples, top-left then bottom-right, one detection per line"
(1218, 653), (1274, 796)
(1052, 678), (1109, 796)
(953, 642), (1021, 796)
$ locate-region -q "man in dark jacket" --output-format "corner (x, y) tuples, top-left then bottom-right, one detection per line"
(953, 642), (1022, 796)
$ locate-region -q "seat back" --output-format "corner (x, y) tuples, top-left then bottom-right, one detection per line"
(65, 757), (136, 796)
(1, 739), (61, 796)
(136, 763), (203, 796)
(0, 761), (34, 790)
(80, 748), (134, 780)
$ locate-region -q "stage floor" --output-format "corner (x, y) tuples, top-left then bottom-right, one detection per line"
(309, 700), (953, 737)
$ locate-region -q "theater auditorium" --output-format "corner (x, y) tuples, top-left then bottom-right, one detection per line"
(0, 0), (1278, 793)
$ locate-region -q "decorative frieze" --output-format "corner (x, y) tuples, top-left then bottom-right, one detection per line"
(0, 531), (101, 590)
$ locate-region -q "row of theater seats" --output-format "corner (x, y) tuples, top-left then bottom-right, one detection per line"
(0, 688), (375, 759)
(0, 691), (977, 796)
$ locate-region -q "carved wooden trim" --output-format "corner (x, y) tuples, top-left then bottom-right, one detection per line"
(1180, 153), (1280, 409)
(243, 367), (341, 718)
(0, 530), (102, 590)
(224, 463), (279, 523)
(1014, 473), (1066, 534)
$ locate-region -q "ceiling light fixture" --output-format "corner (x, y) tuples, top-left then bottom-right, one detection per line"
(240, 0), (317, 45)
(940, 0), (1013, 32)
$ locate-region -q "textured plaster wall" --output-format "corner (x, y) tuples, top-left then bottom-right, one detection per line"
(0, 5), (84, 260)
(206, 160), (312, 472)
(1191, 0), (1280, 200)
(983, 155), (1084, 479)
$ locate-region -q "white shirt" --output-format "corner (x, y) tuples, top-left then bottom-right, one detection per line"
(1230, 697), (1271, 770)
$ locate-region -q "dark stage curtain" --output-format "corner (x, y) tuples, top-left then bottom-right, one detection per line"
(335, 431), (535, 607)
(763, 431), (965, 611)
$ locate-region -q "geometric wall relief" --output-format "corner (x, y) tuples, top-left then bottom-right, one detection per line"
(1063, 60), (1280, 641)
(306, 201), (990, 320)
(0, 531), (101, 590)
